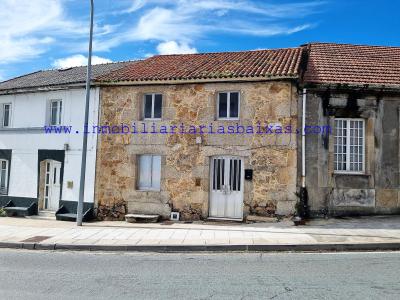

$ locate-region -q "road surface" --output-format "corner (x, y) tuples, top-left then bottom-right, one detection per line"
(0, 250), (399, 299)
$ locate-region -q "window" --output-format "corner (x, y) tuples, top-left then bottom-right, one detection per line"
(218, 92), (239, 119)
(50, 100), (62, 125)
(334, 118), (365, 173)
(138, 155), (161, 190)
(2, 103), (11, 128)
(143, 94), (162, 119)
(0, 159), (8, 194)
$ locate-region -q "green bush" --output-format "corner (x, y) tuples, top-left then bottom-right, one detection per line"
(0, 208), (6, 217)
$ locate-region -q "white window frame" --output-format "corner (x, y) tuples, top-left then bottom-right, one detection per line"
(0, 159), (9, 194)
(143, 94), (162, 120)
(334, 118), (365, 174)
(50, 99), (62, 125)
(137, 155), (161, 191)
(217, 91), (240, 120)
(2, 103), (12, 128)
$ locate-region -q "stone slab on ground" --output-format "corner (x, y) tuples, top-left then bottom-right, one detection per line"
(246, 215), (278, 223)
(125, 214), (160, 223)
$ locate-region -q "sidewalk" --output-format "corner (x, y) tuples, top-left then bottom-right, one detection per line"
(1, 216), (400, 252)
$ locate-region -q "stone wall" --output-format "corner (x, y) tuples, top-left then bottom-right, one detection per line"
(95, 81), (298, 220)
(304, 89), (400, 216)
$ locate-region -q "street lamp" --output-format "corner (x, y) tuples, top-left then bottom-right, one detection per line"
(77, 0), (94, 226)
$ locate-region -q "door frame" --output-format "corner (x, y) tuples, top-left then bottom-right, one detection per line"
(0, 150), (12, 196)
(43, 160), (61, 211)
(37, 150), (64, 211)
(208, 155), (244, 221)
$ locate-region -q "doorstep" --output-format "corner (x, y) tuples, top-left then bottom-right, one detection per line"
(25, 210), (56, 221)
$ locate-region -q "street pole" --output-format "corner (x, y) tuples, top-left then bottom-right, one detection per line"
(77, 0), (94, 226)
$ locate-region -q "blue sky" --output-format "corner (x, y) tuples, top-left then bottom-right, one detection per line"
(1, 0), (399, 81)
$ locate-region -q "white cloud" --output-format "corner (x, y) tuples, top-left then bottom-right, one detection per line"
(0, 0), (325, 71)
(52, 54), (112, 69)
(95, 0), (324, 52)
(124, 0), (147, 13)
(132, 7), (201, 42)
(0, 0), (61, 63)
(0, 0), (114, 64)
(121, 0), (325, 17)
(1, 37), (54, 63)
(0, 0), (80, 64)
(186, 0), (325, 18)
(216, 9), (229, 17)
(156, 41), (198, 55)
(223, 23), (313, 36)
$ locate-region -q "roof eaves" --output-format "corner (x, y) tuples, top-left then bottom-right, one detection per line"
(96, 74), (299, 86)
(303, 81), (400, 92)
(0, 82), (89, 95)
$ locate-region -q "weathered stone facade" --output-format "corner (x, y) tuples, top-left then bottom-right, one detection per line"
(95, 81), (298, 220)
(304, 89), (400, 216)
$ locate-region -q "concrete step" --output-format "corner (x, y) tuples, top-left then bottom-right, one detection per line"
(25, 210), (56, 221)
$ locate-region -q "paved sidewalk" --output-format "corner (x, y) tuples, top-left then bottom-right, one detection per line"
(1, 216), (400, 252)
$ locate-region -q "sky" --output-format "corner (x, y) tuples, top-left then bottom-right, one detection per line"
(0, 0), (399, 81)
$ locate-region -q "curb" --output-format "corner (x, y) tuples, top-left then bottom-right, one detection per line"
(1, 242), (400, 252)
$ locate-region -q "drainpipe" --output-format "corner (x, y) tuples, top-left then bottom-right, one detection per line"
(299, 88), (309, 219)
(301, 89), (306, 188)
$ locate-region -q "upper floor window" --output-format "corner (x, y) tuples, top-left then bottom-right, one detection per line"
(143, 94), (162, 120)
(138, 155), (161, 191)
(218, 92), (239, 120)
(334, 118), (365, 173)
(2, 103), (11, 128)
(50, 100), (62, 125)
(0, 159), (9, 194)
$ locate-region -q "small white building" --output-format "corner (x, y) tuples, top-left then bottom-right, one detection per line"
(0, 63), (130, 220)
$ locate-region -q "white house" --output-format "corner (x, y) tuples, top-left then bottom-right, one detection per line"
(0, 62), (130, 220)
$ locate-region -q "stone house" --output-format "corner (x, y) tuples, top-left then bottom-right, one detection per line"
(301, 43), (400, 216)
(94, 49), (303, 221)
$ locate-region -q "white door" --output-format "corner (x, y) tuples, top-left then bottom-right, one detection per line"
(209, 156), (244, 219)
(0, 159), (9, 194)
(44, 160), (61, 211)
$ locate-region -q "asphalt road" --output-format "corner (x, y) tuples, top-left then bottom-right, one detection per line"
(0, 250), (399, 300)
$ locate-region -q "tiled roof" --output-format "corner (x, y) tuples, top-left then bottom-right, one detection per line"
(0, 61), (134, 92)
(98, 48), (303, 83)
(303, 43), (400, 87)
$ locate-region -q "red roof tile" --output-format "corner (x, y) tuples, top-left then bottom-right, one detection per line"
(303, 43), (400, 87)
(97, 48), (303, 83)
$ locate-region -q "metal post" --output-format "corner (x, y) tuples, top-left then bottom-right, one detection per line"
(77, 0), (94, 226)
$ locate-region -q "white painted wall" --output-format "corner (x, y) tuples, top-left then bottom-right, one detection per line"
(0, 88), (100, 203)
